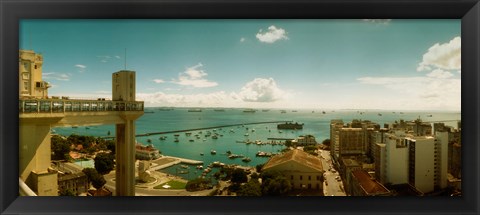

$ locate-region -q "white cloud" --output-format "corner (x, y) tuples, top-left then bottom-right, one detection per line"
(362, 19), (392, 25)
(43, 72), (70, 81)
(137, 91), (236, 107)
(240, 37), (246, 42)
(74, 64), (86, 73)
(171, 63), (218, 88)
(153, 79), (165, 83)
(417, 36), (461, 72)
(256, 25), (288, 43)
(74, 64), (86, 69)
(426, 69), (453, 79)
(357, 75), (460, 110)
(238, 78), (285, 102)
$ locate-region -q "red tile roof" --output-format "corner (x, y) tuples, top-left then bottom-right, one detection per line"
(352, 169), (390, 195)
(262, 149), (323, 172)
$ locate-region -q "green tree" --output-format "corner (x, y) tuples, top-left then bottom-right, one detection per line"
(82, 168), (106, 190)
(105, 140), (116, 154)
(255, 164), (264, 173)
(185, 178), (211, 192)
(261, 170), (292, 196)
(59, 189), (76, 196)
(51, 135), (71, 160)
(94, 152), (115, 175)
(237, 180), (262, 196)
(231, 168), (248, 184)
(322, 139), (331, 146)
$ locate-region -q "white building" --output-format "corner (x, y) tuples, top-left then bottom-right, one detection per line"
(406, 136), (435, 193)
(434, 131), (449, 189)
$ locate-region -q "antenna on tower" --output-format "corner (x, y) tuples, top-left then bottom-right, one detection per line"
(124, 48), (127, 70)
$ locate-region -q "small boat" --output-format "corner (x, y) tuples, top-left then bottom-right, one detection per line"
(85, 127), (90, 129)
(174, 139), (179, 143)
(147, 139), (152, 143)
(244, 133), (249, 136)
(189, 139), (194, 142)
(243, 109), (256, 113)
(212, 135), (218, 139)
(178, 170), (189, 174)
(211, 150), (217, 155)
(200, 153), (204, 156)
(242, 157), (251, 163)
(159, 136), (167, 140)
(280, 110), (287, 114)
(196, 165), (203, 169)
(174, 134), (180, 137)
(181, 165), (189, 169)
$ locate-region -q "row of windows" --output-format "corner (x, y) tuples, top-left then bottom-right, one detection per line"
(290, 175), (321, 181)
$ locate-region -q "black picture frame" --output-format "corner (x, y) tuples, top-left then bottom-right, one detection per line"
(1, 0), (479, 214)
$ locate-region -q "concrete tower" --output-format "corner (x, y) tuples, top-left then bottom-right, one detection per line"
(112, 70), (140, 196)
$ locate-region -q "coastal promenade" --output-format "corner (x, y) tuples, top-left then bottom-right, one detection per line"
(148, 156), (203, 171)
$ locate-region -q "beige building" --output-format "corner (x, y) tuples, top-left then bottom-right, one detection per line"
(19, 50), (50, 99)
(19, 50), (144, 196)
(58, 172), (89, 196)
(338, 128), (365, 155)
(262, 149), (324, 190)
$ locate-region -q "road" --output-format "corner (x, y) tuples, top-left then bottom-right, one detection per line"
(318, 149), (346, 196)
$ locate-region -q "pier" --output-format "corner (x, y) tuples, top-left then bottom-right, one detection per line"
(267, 137), (295, 141)
(102, 120), (292, 139)
(147, 156), (203, 171)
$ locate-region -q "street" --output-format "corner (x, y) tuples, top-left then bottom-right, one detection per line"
(318, 149), (346, 196)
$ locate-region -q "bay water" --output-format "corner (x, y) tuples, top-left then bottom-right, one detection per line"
(57, 108), (460, 180)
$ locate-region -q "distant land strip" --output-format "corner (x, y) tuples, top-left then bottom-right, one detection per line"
(101, 120), (293, 139)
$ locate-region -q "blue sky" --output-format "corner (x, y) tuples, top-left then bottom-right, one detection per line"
(20, 19), (461, 110)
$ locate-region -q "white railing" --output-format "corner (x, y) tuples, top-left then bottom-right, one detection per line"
(19, 178), (37, 196)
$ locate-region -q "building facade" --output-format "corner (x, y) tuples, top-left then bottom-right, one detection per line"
(19, 50), (50, 99)
(262, 149), (324, 191)
(58, 172), (89, 196)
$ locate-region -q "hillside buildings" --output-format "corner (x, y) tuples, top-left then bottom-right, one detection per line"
(331, 118), (461, 195)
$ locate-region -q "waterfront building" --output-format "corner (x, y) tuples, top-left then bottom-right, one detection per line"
(135, 142), (161, 160)
(262, 149), (324, 190)
(295, 135), (317, 145)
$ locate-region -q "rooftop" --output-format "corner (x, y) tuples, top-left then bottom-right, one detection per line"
(262, 149), (323, 172)
(351, 169), (390, 196)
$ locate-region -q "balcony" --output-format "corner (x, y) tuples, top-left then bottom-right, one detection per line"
(19, 98), (144, 113)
